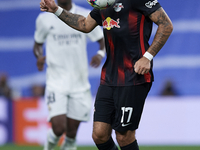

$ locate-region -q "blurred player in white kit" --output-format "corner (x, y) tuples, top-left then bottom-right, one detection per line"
(33, 0), (105, 149)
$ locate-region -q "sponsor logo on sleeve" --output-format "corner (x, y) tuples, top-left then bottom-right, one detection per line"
(145, 0), (158, 8)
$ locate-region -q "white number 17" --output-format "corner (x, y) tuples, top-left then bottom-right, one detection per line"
(121, 107), (133, 123)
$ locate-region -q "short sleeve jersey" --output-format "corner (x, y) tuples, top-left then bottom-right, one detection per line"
(34, 3), (104, 93)
(90, 0), (161, 86)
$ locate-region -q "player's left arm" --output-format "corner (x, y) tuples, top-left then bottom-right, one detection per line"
(147, 7), (173, 56)
(90, 38), (105, 68)
(134, 7), (173, 75)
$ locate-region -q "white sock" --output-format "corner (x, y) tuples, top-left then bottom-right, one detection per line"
(65, 136), (76, 146)
(48, 128), (60, 144)
(60, 136), (77, 150)
(44, 128), (60, 150)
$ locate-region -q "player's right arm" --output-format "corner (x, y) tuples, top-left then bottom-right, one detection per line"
(40, 0), (98, 33)
(33, 42), (46, 71)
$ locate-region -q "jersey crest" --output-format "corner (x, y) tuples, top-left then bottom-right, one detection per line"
(113, 3), (124, 12)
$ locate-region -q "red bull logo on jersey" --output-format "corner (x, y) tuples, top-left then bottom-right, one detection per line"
(103, 17), (120, 30)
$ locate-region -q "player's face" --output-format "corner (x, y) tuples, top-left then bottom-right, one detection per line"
(57, 0), (71, 5)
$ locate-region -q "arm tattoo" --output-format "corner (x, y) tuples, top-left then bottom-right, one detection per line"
(58, 10), (87, 32)
(148, 7), (173, 56)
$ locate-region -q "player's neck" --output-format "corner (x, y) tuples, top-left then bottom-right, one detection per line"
(58, 3), (72, 11)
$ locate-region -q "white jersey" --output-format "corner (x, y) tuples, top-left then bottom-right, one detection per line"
(34, 3), (103, 93)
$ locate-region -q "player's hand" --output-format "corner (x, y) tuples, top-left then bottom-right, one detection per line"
(37, 56), (46, 71)
(90, 54), (103, 68)
(134, 57), (151, 75)
(40, 0), (58, 13)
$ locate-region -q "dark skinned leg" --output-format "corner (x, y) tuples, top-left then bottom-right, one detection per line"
(66, 117), (81, 138)
(51, 114), (66, 137)
(60, 117), (81, 150)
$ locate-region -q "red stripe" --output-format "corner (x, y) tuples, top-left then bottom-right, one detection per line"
(101, 14), (105, 22)
(128, 11), (138, 32)
(101, 67), (106, 84)
(140, 15), (151, 82)
(107, 32), (114, 63)
(100, 14), (106, 84)
(117, 54), (133, 85)
(124, 55), (133, 71)
(144, 72), (151, 82)
(117, 66), (125, 85)
(140, 15), (146, 55)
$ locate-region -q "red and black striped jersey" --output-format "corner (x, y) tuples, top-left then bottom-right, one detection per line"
(90, 0), (161, 86)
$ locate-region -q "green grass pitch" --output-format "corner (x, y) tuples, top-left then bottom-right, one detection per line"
(0, 145), (200, 150)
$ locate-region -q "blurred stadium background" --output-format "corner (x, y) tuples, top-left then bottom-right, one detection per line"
(0, 0), (200, 149)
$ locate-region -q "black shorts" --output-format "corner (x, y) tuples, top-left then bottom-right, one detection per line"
(94, 83), (152, 132)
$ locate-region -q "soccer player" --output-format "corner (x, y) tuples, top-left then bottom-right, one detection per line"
(39, 0), (173, 149)
(33, 0), (105, 150)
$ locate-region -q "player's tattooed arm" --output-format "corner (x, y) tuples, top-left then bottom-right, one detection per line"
(148, 7), (173, 56)
(40, 0), (97, 33)
(58, 10), (97, 33)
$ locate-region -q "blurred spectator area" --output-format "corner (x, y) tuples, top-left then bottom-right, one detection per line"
(0, 0), (200, 96)
(0, 73), (12, 99)
(31, 84), (45, 98)
(0, 0), (200, 147)
(160, 79), (179, 96)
